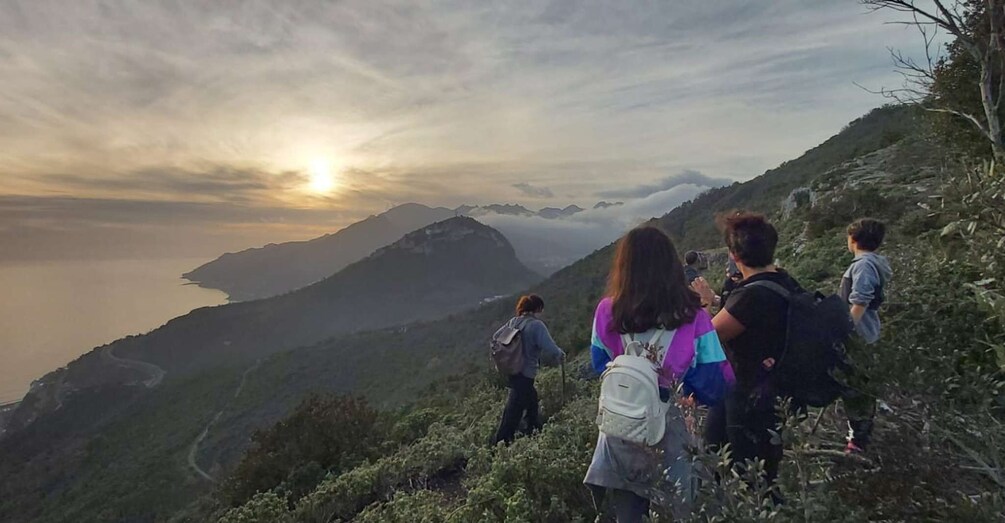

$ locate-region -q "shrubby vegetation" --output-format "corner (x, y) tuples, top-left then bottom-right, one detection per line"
(221, 395), (384, 508)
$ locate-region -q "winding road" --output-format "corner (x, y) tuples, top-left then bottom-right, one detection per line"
(101, 346), (166, 388)
(99, 345), (259, 483)
(186, 359), (262, 482)
(187, 412), (223, 482)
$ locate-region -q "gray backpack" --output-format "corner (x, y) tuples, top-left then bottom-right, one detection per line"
(491, 316), (530, 376)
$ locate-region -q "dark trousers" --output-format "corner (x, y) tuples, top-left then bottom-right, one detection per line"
(839, 338), (877, 448)
(493, 374), (541, 445)
(705, 387), (784, 490)
(588, 485), (650, 522)
(842, 372), (877, 448)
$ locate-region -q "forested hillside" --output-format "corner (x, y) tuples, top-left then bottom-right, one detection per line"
(659, 105), (915, 252)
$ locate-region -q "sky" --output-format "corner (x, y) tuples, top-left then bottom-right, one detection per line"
(0, 0), (936, 262)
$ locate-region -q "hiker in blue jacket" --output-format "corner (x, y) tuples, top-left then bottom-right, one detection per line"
(839, 218), (893, 453)
(492, 294), (565, 445)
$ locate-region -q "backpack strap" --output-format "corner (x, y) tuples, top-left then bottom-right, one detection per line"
(619, 328), (667, 358)
(510, 315), (533, 330)
(619, 332), (637, 355)
(648, 328), (666, 349)
(746, 280), (792, 300)
(496, 316), (531, 345)
(743, 280), (793, 384)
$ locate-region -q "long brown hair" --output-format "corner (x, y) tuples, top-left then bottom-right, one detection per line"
(606, 226), (700, 333)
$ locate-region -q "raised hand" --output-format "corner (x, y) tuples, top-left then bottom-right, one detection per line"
(690, 276), (716, 306)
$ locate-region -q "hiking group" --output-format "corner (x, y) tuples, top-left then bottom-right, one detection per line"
(489, 211), (890, 522)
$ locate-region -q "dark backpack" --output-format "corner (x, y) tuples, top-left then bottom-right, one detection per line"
(490, 317), (530, 376)
(749, 281), (854, 407)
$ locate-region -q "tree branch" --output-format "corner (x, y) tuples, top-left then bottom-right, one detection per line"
(864, 0), (1005, 157)
(865, 0), (982, 60)
(945, 431), (1005, 489)
(864, 0), (965, 38)
(925, 107), (994, 140)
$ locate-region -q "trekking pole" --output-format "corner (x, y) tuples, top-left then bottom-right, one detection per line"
(560, 360), (566, 408)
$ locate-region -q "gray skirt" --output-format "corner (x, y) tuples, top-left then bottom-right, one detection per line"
(583, 402), (695, 502)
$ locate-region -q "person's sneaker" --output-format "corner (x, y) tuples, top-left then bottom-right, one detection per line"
(844, 441), (865, 455)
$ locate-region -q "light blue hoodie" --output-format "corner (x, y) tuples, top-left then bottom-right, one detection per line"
(839, 252), (893, 344)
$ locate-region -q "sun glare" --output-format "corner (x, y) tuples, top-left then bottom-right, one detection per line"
(308, 158), (336, 194)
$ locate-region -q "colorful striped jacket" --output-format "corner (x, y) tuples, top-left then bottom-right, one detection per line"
(590, 297), (734, 406)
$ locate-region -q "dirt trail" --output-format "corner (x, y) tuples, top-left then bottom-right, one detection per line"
(186, 360), (262, 482)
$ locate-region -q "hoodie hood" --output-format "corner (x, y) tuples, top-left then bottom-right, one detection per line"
(857, 252), (893, 284)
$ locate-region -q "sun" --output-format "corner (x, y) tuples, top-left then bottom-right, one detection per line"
(307, 158), (337, 194)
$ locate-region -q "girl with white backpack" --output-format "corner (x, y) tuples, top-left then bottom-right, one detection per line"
(583, 227), (734, 522)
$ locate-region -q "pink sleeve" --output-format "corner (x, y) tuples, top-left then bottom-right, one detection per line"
(592, 298), (622, 357)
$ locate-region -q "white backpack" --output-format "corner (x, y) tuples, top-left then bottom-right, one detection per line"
(596, 329), (675, 446)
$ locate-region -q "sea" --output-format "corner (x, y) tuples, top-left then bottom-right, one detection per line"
(0, 258), (227, 404)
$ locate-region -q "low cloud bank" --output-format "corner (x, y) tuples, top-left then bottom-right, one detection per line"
(478, 183), (713, 273)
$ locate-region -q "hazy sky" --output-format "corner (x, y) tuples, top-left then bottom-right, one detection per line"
(0, 0), (931, 261)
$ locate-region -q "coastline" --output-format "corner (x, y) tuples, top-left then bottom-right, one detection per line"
(0, 400), (20, 435)
(0, 258), (227, 407)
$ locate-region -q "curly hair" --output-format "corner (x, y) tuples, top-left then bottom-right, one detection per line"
(718, 211), (778, 268)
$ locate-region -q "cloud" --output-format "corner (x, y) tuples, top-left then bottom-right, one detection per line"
(0, 194), (358, 263)
(511, 183), (554, 198)
(0, 1), (935, 190)
(41, 167), (308, 204)
(0, 1), (940, 262)
(597, 170), (733, 199)
(477, 179), (719, 272)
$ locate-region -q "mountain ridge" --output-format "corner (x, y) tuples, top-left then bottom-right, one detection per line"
(185, 200), (624, 301)
(183, 203), (457, 301)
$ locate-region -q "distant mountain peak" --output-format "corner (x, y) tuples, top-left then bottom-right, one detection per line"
(537, 205), (584, 219)
(183, 202), (456, 301)
(457, 203), (586, 220)
(593, 201), (623, 209)
(380, 203), (454, 225)
(457, 204), (535, 217)
(374, 216), (509, 257)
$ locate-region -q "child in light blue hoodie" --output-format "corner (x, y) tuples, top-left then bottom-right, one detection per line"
(839, 218), (893, 453)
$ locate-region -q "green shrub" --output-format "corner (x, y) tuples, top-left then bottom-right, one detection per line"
(451, 396), (598, 522)
(218, 491), (292, 523)
(355, 490), (451, 523)
(220, 394), (382, 508)
(387, 407), (440, 447)
(293, 385), (504, 522)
